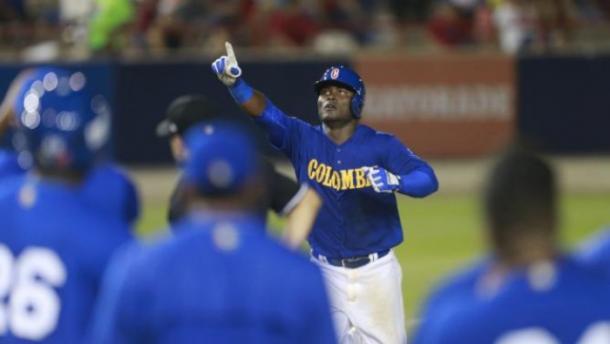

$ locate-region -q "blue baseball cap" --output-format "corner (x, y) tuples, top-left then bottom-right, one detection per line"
(182, 120), (261, 196)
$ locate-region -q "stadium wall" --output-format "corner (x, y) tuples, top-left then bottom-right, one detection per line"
(518, 56), (610, 154)
(355, 53), (516, 157)
(0, 54), (609, 163)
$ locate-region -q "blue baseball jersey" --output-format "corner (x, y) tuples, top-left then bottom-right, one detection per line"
(576, 227), (610, 275)
(0, 149), (139, 225)
(255, 102), (437, 258)
(413, 256), (610, 344)
(0, 176), (132, 343)
(0, 148), (26, 179)
(82, 163), (140, 225)
(90, 213), (336, 344)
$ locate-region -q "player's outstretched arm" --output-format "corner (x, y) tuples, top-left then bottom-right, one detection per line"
(282, 187), (321, 250)
(211, 42), (267, 117)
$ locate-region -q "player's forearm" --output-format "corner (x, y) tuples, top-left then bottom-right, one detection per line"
(228, 78), (266, 117)
(398, 167), (439, 197)
(282, 188), (321, 250)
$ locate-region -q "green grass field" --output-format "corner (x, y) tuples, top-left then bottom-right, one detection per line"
(135, 191), (610, 325)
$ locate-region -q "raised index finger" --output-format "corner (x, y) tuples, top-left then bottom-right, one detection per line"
(225, 42), (236, 63)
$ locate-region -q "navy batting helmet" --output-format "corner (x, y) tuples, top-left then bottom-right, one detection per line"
(314, 65), (365, 119)
(12, 67), (111, 172)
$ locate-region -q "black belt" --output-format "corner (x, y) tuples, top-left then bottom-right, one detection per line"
(314, 249), (390, 269)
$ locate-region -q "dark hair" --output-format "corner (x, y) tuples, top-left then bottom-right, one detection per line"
(484, 146), (557, 248)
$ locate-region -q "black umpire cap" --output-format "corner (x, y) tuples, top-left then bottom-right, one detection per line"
(156, 94), (266, 150)
(156, 94), (220, 138)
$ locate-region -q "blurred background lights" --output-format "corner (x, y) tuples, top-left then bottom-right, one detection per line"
(69, 72), (86, 92)
(43, 72), (58, 92)
(23, 92), (40, 113)
(22, 111), (40, 129)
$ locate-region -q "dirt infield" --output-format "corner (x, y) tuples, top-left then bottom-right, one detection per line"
(127, 156), (610, 204)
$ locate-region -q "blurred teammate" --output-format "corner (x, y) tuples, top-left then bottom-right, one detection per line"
(156, 94), (320, 248)
(413, 146), (610, 343)
(212, 42), (438, 343)
(90, 121), (336, 343)
(0, 67), (132, 342)
(0, 68), (140, 225)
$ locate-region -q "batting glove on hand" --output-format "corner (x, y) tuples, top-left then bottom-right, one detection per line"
(211, 42), (242, 87)
(364, 166), (400, 193)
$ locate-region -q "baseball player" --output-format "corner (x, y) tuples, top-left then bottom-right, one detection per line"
(90, 121), (336, 343)
(0, 69), (140, 225)
(0, 67), (132, 342)
(156, 94), (320, 248)
(212, 42), (439, 343)
(413, 147), (610, 344)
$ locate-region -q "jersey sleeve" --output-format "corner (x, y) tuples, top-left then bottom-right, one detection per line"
(382, 136), (429, 175)
(383, 136), (439, 197)
(254, 100), (306, 158)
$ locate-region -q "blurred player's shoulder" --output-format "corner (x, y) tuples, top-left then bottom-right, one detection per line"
(559, 254), (610, 292)
(0, 176), (131, 238)
(430, 255), (610, 304)
(87, 163), (132, 187)
(0, 177), (132, 282)
(575, 227), (610, 273)
(83, 162), (140, 225)
(171, 215), (313, 264)
(421, 258), (491, 313)
(138, 215), (320, 280)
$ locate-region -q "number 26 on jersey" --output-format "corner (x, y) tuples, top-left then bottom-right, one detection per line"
(0, 244), (66, 341)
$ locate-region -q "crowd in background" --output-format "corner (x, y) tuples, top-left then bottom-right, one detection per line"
(1, 0), (610, 59)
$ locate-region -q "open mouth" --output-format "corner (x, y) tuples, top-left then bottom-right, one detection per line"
(324, 103), (337, 110)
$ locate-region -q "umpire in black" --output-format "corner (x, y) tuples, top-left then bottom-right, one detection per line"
(157, 94), (321, 249)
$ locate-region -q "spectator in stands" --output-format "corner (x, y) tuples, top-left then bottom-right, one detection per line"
(492, 0), (539, 54)
(89, 0), (135, 54)
(426, 0), (480, 48)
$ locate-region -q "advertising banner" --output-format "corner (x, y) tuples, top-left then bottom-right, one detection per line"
(354, 54), (515, 157)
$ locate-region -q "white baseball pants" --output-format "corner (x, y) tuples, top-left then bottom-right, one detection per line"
(312, 250), (407, 344)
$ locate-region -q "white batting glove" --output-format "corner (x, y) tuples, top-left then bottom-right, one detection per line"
(364, 166), (400, 193)
(210, 42), (242, 87)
